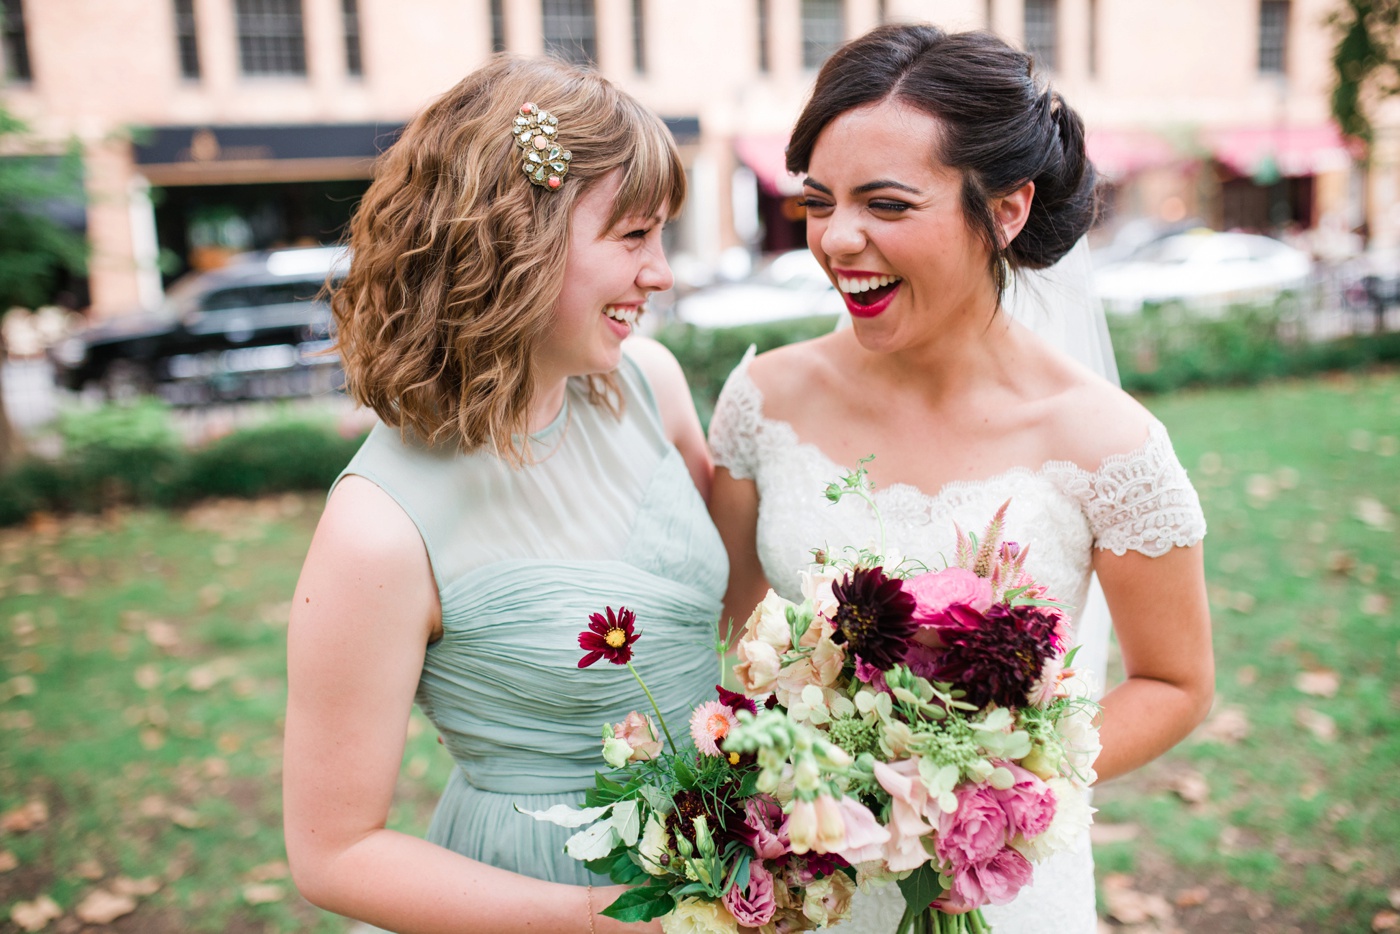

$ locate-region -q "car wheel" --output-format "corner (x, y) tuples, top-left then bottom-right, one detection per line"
(101, 359), (156, 401)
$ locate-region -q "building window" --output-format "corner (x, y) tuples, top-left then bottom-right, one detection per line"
(1258, 0), (1288, 74)
(542, 0), (596, 67)
(342, 0), (362, 76)
(490, 0), (506, 53)
(757, 0), (770, 73)
(1023, 0), (1058, 72)
(235, 0), (307, 77)
(1, 0), (32, 82)
(800, 0), (843, 70)
(632, 0), (645, 73)
(172, 0), (200, 79)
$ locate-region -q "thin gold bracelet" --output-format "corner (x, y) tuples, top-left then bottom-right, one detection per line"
(586, 883), (596, 934)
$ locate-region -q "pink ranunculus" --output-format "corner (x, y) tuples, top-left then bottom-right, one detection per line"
(722, 859), (777, 927)
(740, 795), (790, 860)
(834, 795), (891, 864)
(906, 568), (995, 625)
(936, 783), (1011, 866)
(993, 762), (1057, 839)
(945, 847), (1035, 908)
(613, 710), (662, 762)
(873, 759), (933, 872)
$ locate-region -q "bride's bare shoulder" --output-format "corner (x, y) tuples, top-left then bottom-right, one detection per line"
(1045, 363), (1160, 473)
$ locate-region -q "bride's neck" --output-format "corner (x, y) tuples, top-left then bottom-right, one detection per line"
(867, 304), (1021, 400)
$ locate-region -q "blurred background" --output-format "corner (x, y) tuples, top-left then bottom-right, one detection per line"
(1, 2), (1398, 933)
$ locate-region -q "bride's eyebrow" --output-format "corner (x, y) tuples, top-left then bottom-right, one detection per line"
(853, 179), (922, 196)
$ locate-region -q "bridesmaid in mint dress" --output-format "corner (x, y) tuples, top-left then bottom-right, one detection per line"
(282, 56), (723, 934)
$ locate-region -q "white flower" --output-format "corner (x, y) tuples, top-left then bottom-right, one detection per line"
(601, 736), (633, 769)
(660, 897), (740, 934)
(1056, 703), (1102, 787)
(734, 638), (782, 694)
(748, 590), (797, 649)
(800, 563), (843, 618)
(638, 813), (673, 876)
(1012, 777), (1095, 862)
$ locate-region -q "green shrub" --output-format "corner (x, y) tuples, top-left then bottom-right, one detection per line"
(178, 418), (364, 500)
(654, 316), (840, 428)
(54, 399), (185, 510)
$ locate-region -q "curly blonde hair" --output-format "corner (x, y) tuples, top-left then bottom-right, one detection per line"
(331, 55), (686, 462)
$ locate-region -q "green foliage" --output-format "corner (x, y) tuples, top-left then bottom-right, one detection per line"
(1329, 0), (1400, 146)
(0, 106), (88, 310)
(1108, 298), (1400, 395)
(0, 404), (365, 524)
(654, 315), (841, 429)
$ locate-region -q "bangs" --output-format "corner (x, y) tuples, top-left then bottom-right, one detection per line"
(604, 106), (687, 229)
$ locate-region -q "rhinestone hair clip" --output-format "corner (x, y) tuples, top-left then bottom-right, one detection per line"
(513, 102), (572, 190)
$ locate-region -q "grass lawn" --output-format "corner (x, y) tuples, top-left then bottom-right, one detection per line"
(2, 370), (1398, 933)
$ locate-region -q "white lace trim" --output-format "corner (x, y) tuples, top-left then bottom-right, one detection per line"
(707, 348), (1206, 558)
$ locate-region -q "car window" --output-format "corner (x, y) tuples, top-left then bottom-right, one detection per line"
(200, 280), (326, 312)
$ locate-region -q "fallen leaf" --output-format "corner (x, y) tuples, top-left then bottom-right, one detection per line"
(1374, 911), (1400, 932)
(1090, 822), (1140, 845)
(138, 794), (168, 818)
(111, 875), (161, 897)
(1245, 474), (1276, 505)
(0, 711), (35, 730)
(1391, 889), (1400, 910)
(1235, 665), (1258, 686)
(74, 889), (137, 924)
(212, 544), (236, 566)
(1197, 705), (1250, 744)
(185, 665), (220, 692)
(9, 895), (62, 932)
(1, 798), (50, 833)
(1327, 549), (1358, 574)
(0, 849), (18, 872)
(143, 621), (180, 650)
(4, 675), (37, 699)
(1329, 851), (1364, 873)
(1175, 886), (1210, 908)
(73, 858), (104, 880)
(1229, 591), (1257, 614)
(198, 583), (225, 608)
(1350, 429), (1374, 452)
(133, 664), (161, 691)
(140, 727), (165, 750)
(242, 883), (285, 905)
(1170, 771), (1211, 804)
(1354, 497), (1395, 531)
(1377, 436), (1398, 457)
(1295, 669), (1341, 698)
(1296, 707), (1338, 742)
(202, 757), (229, 779)
(1102, 873), (1174, 925)
(1274, 466), (1300, 489)
(169, 806), (203, 829)
(244, 860), (289, 883)
(1362, 593), (1392, 617)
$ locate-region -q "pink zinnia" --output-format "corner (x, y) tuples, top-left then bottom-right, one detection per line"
(689, 700), (738, 757)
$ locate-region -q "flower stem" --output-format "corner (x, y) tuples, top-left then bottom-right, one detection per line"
(626, 661), (678, 754)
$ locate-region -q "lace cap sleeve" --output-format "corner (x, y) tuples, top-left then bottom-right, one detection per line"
(708, 346), (762, 481)
(1071, 420), (1207, 557)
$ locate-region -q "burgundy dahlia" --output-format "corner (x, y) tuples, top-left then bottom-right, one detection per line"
(926, 602), (1061, 708)
(577, 605), (641, 668)
(831, 566), (919, 672)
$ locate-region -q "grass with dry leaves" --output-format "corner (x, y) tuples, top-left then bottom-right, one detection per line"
(1, 370), (1398, 933)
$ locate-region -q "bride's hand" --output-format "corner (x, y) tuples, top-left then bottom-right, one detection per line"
(593, 884), (663, 933)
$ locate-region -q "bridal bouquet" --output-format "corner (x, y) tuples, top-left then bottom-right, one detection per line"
(722, 464), (1102, 934)
(520, 606), (864, 932)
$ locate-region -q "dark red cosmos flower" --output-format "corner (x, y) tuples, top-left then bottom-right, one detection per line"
(831, 566), (919, 671)
(578, 606), (641, 668)
(715, 684), (757, 716)
(926, 602), (1061, 708)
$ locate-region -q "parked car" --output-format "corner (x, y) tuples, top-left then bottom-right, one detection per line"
(1092, 230), (1313, 315)
(672, 249), (845, 329)
(50, 246), (349, 401)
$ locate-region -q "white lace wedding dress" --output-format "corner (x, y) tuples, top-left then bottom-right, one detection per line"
(708, 348), (1207, 934)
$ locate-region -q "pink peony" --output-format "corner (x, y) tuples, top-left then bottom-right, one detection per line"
(906, 567), (995, 625)
(613, 710), (662, 762)
(833, 796), (891, 864)
(722, 859), (777, 927)
(689, 701), (738, 757)
(936, 783), (1010, 866)
(740, 795), (790, 860)
(942, 847), (1034, 908)
(993, 762), (1057, 839)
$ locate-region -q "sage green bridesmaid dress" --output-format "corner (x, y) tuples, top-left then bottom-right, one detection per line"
(335, 350), (728, 888)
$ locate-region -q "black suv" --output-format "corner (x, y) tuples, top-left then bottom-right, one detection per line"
(50, 246), (349, 402)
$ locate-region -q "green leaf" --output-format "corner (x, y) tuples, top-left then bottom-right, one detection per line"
(611, 851), (648, 885)
(584, 849), (625, 877)
(672, 754), (697, 788)
(897, 863), (947, 911)
(598, 882), (675, 924)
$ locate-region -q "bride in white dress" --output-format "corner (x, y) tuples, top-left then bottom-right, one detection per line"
(706, 24), (1214, 934)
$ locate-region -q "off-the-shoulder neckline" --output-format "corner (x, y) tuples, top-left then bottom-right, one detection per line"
(727, 347), (1172, 507)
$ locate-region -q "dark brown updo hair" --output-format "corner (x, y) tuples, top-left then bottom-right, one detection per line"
(786, 24), (1099, 298)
